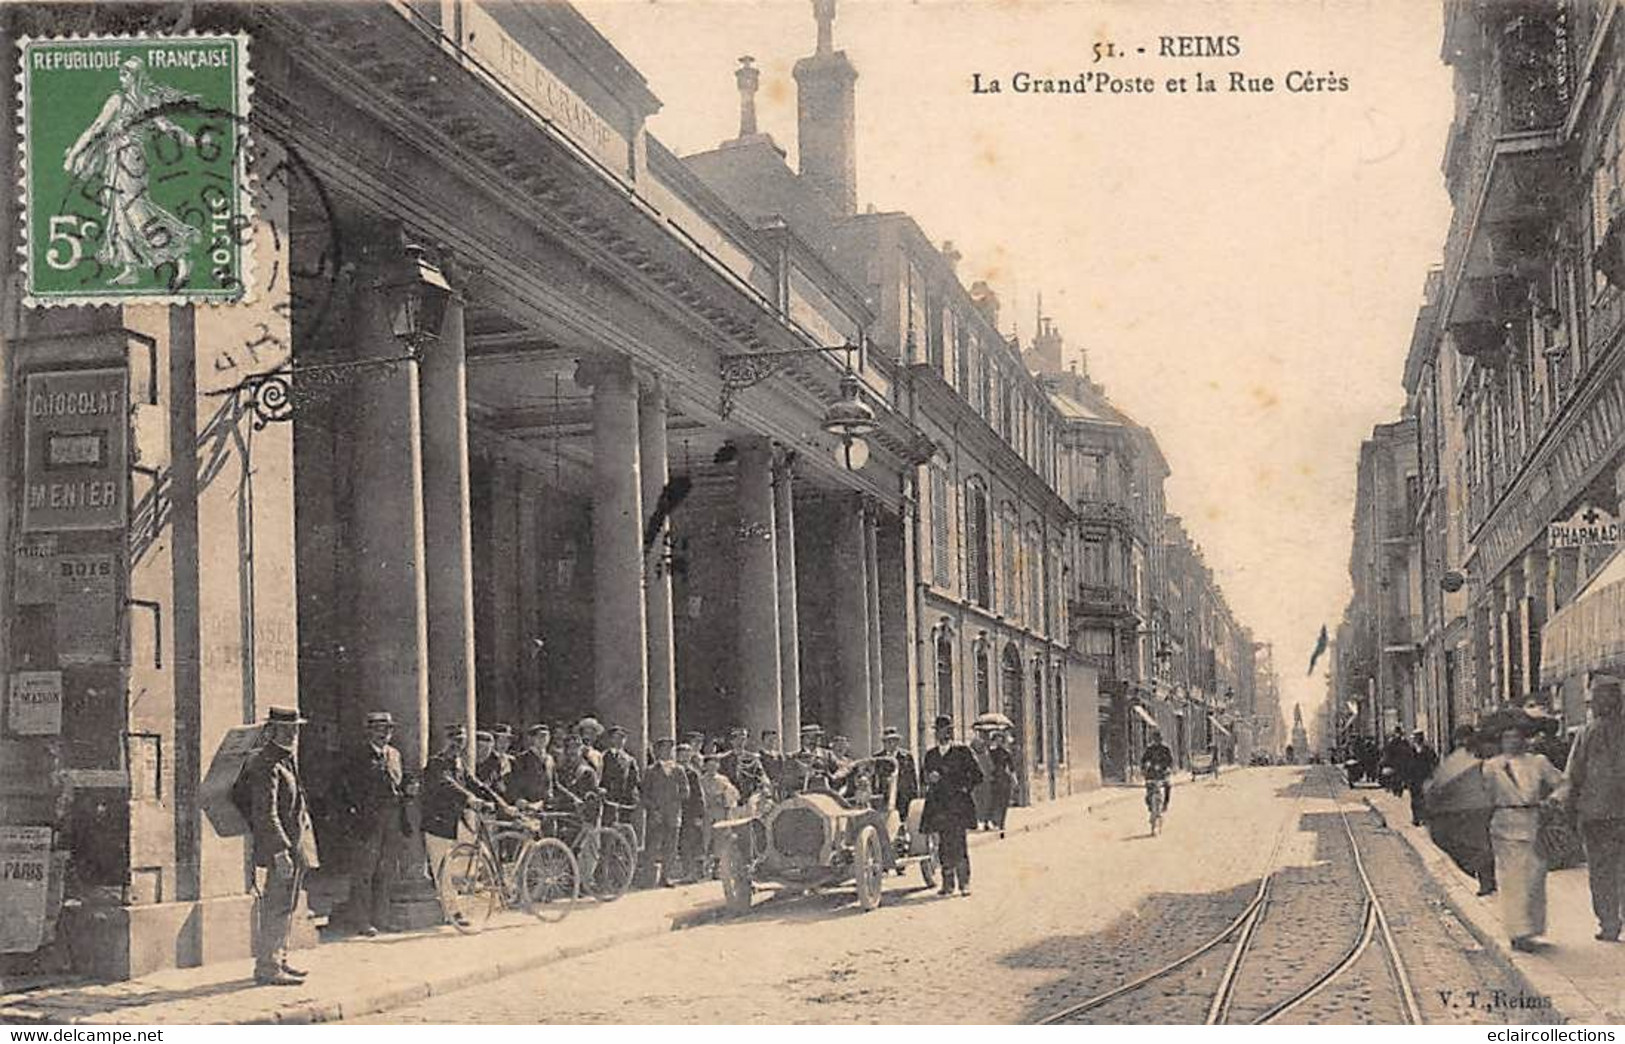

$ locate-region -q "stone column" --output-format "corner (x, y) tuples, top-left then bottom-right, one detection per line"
(577, 357), (649, 752)
(773, 454), (802, 740)
(835, 495), (873, 751)
(1522, 543), (1547, 702)
(736, 438), (784, 738)
(864, 500), (885, 748)
(419, 294), (478, 741)
(351, 289), (432, 766)
(640, 380), (677, 748)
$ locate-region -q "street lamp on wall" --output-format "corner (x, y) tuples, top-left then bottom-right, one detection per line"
(387, 242), (454, 354)
(718, 337), (876, 471)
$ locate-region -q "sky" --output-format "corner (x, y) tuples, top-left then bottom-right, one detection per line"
(577, 0), (1457, 738)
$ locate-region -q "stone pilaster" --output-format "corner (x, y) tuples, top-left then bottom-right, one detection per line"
(773, 453), (802, 740)
(736, 438), (783, 738)
(640, 380), (677, 749)
(576, 356), (649, 752)
(835, 495), (873, 751)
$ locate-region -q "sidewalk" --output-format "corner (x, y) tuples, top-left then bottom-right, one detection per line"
(1365, 787), (1623, 1024)
(0, 784), (1134, 1025)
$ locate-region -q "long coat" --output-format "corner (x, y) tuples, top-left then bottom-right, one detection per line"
(921, 743), (983, 834)
(246, 743), (313, 868)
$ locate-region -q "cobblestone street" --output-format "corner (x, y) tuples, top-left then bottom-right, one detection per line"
(356, 767), (1557, 1025)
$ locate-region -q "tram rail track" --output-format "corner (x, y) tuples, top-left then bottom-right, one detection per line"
(1036, 767), (1423, 1026)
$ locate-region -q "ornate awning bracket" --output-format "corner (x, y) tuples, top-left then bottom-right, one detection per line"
(208, 348), (424, 430)
(717, 342), (859, 420)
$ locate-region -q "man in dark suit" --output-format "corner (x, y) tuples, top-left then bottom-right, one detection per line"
(473, 729), (511, 798)
(600, 725), (642, 833)
(921, 715), (982, 897)
(509, 724), (555, 806)
(875, 726), (919, 817)
(676, 741), (707, 882)
(421, 724), (510, 845)
(641, 738), (688, 887)
(244, 706), (315, 986)
(758, 729), (786, 798)
(335, 710), (404, 937)
(719, 725), (771, 802)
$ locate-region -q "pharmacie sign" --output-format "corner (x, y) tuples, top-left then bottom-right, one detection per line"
(1548, 505), (1620, 551)
(22, 368), (126, 532)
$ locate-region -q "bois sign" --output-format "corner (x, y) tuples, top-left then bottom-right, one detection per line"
(1548, 505), (1620, 551)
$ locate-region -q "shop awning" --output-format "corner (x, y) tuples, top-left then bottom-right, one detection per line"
(1132, 704), (1161, 729)
(1541, 546), (1625, 684)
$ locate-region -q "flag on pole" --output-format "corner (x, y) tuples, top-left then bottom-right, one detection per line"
(1307, 624), (1329, 676)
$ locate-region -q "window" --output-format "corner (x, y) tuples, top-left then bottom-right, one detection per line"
(1053, 671), (1066, 764)
(1026, 523), (1044, 626)
(1082, 532), (1108, 584)
(955, 319), (970, 392)
(930, 467), (951, 588)
(1033, 663), (1046, 765)
(1001, 510), (1018, 617)
(935, 633), (954, 722)
(966, 479), (992, 608)
(974, 643), (991, 714)
(1078, 453), (1103, 499)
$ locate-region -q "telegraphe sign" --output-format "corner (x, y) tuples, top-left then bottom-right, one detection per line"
(1548, 505), (1620, 550)
(21, 368), (127, 532)
(460, 1), (631, 179)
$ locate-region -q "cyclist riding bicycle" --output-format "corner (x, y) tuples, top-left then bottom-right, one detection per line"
(1141, 728), (1175, 813)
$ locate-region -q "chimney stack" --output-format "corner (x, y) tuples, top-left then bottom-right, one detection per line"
(941, 240), (961, 276)
(794, 0), (859, 215)
(970, 280), (1000, 327)
(735, 56), (760, 138)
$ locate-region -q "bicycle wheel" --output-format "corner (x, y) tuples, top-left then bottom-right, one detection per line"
(587, 825), (636, 901)
(491, 829), (533, 908)
(519, 837), (580, 922)
(436, 841), (500, 933)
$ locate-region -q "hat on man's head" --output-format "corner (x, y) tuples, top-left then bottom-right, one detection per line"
(492, 724), (514, 737)
(832, 735), (849, 744)
(882, 727), (902, 740)
(653, 736), (675, 750)
(474, 730), (494, 743)
(444, 722), (468, 737)
(365, 711), (394, 727)
(728, 725), (748, 736)
(606, 724), (628, 738)
(266, 706), (308, 725)
(933, 715), (953, 730)
(675, 742), (694, 755)
(526, 723), (551, 736)
(576, 717), (604, 737)
(800, 722), (823, 734)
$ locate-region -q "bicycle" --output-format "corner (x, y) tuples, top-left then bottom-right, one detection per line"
(1144, 777), (1169, 836)
(537, 792), (638, 901)
(435, 807), (580, 933)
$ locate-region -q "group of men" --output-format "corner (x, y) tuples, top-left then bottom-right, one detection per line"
(1379, 726), (1440, 826)
(238, 705), (979, 984)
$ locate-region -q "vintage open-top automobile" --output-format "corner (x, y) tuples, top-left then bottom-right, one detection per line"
(712, 755), (939, 913)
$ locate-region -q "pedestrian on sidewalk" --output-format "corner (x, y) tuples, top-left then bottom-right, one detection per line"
(334, 710), (405, 938)
(676, 741), (707, 881)
(1381, 727), (1412, 797)
(244, 706), (316, 986)
(1407, 729), (1440, 827)
(922, 715), (983, 897)
(641, 738), (687, 888)
(988, 731), (1017, 837)
(1485, 725), (1566, 953)
(969, 732), (994, 830)
(1425, 724), (1497, 896)
(1563, 679), (1625, 943)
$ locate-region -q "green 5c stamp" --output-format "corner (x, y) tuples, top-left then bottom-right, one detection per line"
(19, 33), (252, 306)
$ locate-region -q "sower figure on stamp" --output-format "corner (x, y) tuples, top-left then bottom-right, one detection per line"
(63, 57), (201, 286)
(921, 715), (982, 898)
(335, 710), (404, 938)
(244, 706), (316, 986)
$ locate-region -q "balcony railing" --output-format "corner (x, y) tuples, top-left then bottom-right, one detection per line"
(1071, 583), (1137, 620)
(1076, 498), (1139, 532)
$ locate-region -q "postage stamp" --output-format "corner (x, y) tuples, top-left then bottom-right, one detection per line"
(17, 33), (253, 307)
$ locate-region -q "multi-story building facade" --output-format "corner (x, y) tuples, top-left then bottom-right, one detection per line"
(1341, 420), (1423, 740)
(1343, 0), (1625, 747)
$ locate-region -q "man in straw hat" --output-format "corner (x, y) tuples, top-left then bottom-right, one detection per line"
(244, 706), (314, 985)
